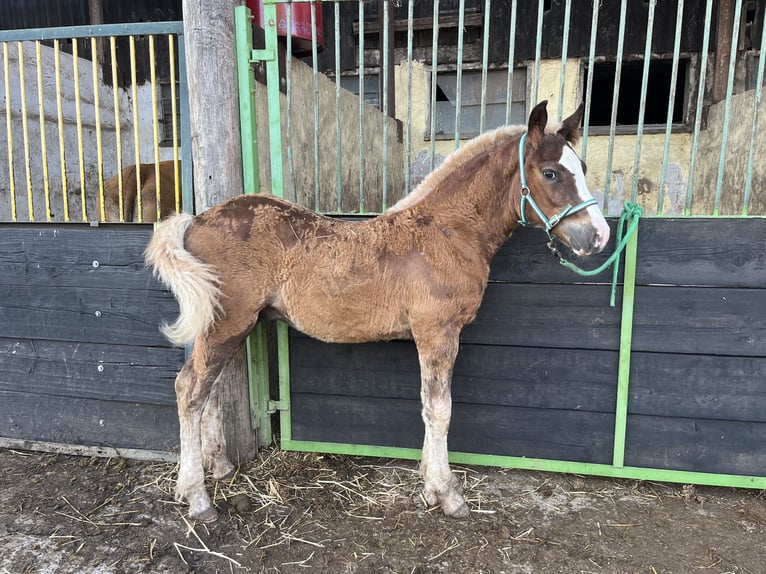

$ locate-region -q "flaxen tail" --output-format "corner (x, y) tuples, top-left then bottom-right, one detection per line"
(144, 213), (222, 346)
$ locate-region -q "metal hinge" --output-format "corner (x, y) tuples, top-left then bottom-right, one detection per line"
(267, 399), (289, 414)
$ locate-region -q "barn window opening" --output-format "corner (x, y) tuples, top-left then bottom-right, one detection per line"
(586, 59), (688, 132)
(426, 68), (527, 139)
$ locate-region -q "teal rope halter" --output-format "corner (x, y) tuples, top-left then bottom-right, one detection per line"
(517, 133), (643, 306)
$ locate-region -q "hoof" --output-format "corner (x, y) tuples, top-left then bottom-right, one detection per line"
(189, 506), (219, 523)
(212, 462), (236, 482)
(441, 494), (470, 519)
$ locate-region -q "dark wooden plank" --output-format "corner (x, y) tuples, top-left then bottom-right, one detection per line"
(0, 224), (164, 291)
(462, 283), (622, 349)
(290, 393), (615, 464)
(633, 218), (766, 288)
(632, 285), (766, 356)
(625, 415), (766, 476)
(0, 338), (182, 405)
(0, 390), (179, 452)
(290, 336), (619, 412)
(0, 284), (179, 346)
(629, 353), (766, 423)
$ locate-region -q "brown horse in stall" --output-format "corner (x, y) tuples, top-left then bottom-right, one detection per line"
(99, 160), (179, 222)
(145, 101), (610, 522)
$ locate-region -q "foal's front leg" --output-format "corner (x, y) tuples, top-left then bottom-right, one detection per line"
(416, 329), (470, 518)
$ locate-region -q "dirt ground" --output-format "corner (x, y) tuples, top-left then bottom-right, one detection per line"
(0, 446), (764, 574)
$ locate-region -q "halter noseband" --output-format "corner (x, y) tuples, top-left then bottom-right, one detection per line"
(517, 132), (597, 238)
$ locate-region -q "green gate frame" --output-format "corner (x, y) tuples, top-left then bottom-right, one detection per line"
(235, 3), (766, 490)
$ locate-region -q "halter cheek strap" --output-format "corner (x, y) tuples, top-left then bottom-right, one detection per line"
(517, 132), (597, 237)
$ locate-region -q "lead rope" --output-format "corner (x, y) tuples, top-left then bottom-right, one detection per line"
(556, 201), (643, 306)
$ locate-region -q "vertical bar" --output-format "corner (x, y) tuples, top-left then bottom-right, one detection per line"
(129, 36), (142, 220)
(3, 43), (17, 221)
(602, 0), (628, 215)
(453, 0), (466, 148)
(18, 42), (34, 221)
(263, 1), (284, 198)
(109, 36), (123, 221)
(742, 4), (766, 216)
(149, 35), (162, 221)
(656, 0), (685, 215)
(358, 0), (366, 211)
(712, 0), (743, 216)
(277, 320), (292, 444)
(335, 1), (342, 212)
(91, 37), (105, 222)
(532, 0), (544, 104)
(381, 0), (390, 209)
(685, 0), (714, 215)
(404, 0), (414, 193)
(505, 0), (517, 125)
(581, 0), (600, 160)
(557, 0), (572, 121)
(613, 221), (640, 468)
(72, 40), (87, 221)
(35, 41), (51, 221)
(54, 40), (69, 222)
(247, 322), (273, 448)
(235, 5), (260, 195)
(177, 33), (193, 215)
(311, 0), (321, 210)
(429, 0), (440, 172)
(630, 0), (657, 203)
(168, 34), (181, 214)
(286, 4), (297, 203)
(479, 0), (491, 133)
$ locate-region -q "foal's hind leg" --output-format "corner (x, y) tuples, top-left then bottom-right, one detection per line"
(200, 378), (236, 481)
(414, 326), (470, 518)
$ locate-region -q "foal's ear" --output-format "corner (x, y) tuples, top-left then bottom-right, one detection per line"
(526, 100), (548, 148)
(558, 103), (585, 144)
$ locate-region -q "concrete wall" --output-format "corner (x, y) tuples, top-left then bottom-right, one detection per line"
(0, 41), (177, 222)
(255, 57), (404, 214)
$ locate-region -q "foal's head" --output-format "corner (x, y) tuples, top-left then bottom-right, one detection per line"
(518, 101), (610, 256)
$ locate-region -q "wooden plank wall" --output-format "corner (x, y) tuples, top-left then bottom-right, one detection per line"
(289, 218), (766, 477)
(0, 224), (183, 454)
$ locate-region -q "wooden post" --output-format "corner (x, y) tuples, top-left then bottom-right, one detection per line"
(182, 0), (258, 464)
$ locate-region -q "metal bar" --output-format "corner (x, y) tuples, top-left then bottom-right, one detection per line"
(742, 5), (766, 216)
(532, 0), (544, 104)
(177, 32), (192, 215)
(18, 42), (34, 221)
(129, 36), (142, 221)
(286, 4), (296, 203)
(479, 0), (491, 133)
(280, 439), (766, 490)
(3, 43), (17, 221)
(0, 21), (184, 42)
(685, 0), (714, 215)
(581, 0), (600, 161)
(713, 0), (743, 216)
(109, 36), (123, 222)
(381, 0), (390, 210)
(235, 5), (259, 196)
(557, 0), (572, 122)
(505, 0), (517, 125)
(656, 0), (685, 216)
(629, 0), (657, 203)
(612, 221), (639, 468)
(149, 35), (161, 222)
(335, 1), (342, 212)
(262, 1), (284, 198)
(72, 40), (87, 221)
(453, 0), (466, 148)
(277, 321), (292, 444)
(247, 322), (273, 447)
(358, 0), (365, 211)
(311, 1), (321, 210)
(404, 0), (414, 193)
(602, 0), (629, 215)
(168, 34), (180, 214)
(428, 0), (439, 172)
(91, 37), (104, 222)
(35, 41), (51, 221)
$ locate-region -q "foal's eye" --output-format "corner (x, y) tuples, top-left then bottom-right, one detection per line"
(542, 169), (557, 181)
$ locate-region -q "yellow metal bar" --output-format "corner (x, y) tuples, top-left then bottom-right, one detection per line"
(18, 42), (34, 221)
(110, 36), (123, 222)
(54, 40), (69, 221)
(130, 36), (142, 222)
(3, 43), (17, 221)
(149, 34), (161, 221)
(72, 41), (87, 221)
(168, 34), (180, 214)
(91, 37), (105, 221)
(35, 41), (51, 221)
